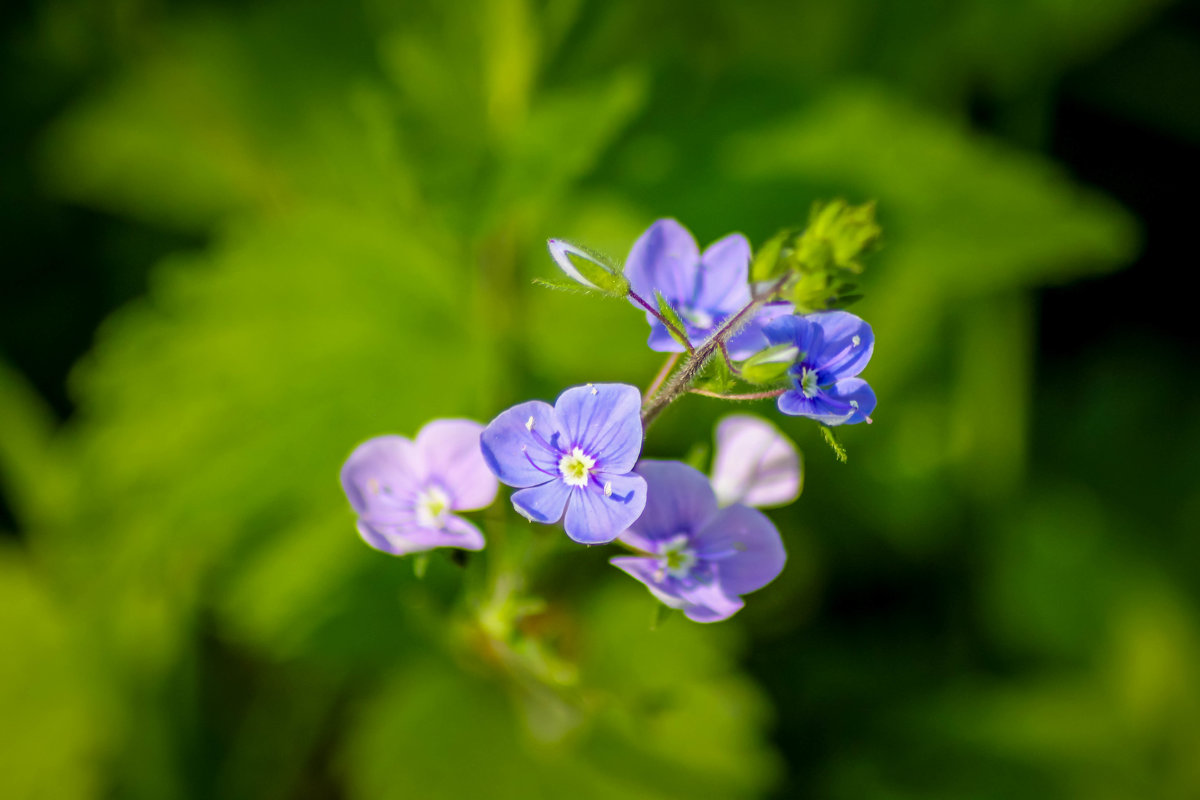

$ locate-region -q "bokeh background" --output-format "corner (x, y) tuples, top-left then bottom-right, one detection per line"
(3, 1), (1199, 798)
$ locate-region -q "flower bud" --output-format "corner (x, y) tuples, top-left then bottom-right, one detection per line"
(739, 343), (800, 384)
(546, 239), (630, 296)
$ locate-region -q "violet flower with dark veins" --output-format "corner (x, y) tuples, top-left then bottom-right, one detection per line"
(480, 383), (648, 545)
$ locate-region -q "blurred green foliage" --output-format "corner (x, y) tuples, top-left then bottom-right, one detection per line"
(2, 0), (1197, 798)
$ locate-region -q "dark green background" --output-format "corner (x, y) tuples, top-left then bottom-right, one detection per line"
(2, 1), (1198, 798)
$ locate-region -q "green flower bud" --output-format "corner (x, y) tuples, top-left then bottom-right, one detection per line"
(546, 239), (630, 296)
(740, 343), (800, 385)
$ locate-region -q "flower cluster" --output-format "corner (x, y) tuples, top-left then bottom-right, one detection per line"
(340, 212), (878, 625)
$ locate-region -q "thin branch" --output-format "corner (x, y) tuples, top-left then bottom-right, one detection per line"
(718, 341), (742, 376)
(641, 273), (790, 429)
(644, 352), (680, 399)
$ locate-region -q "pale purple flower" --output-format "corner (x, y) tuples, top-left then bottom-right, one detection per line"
(611, 461), (786, 623)
(710, 415), (802, 508)
(341, 420), (499, 555)
(624, 218), (791, 358)
(764, 311), (876, 425)
(480, 383), (648, 545)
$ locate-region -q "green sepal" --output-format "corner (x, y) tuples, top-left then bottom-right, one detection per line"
(740, 343), (800, 385)
(532, 276), (616, 299)
(820, 426), (848, 463)
(655, 290), (692, 350)
(412, 553), (430, 579)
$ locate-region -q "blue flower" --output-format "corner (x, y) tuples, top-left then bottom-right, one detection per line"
(341, 420), (499, 555)
(763, 311), (876, 425)
(625, 219), (791, 359)
(611, 461), (786, 622)
(480, 383), (648, 545)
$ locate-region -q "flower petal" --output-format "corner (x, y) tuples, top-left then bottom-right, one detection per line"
(610, 556), (687, 609)
(763, 313), (824, 357)
(826, 378), (876, 424)
(725, 301), (795, 360)
(776, 389), (856, 425)
(511, 479), (572, 524)
(480, 400), (564, 488)
(553, 383), (644, 473)
(416, 419), (498, 511)
(677, 581), (745, 623)
(562, 472), (647, 544)
(692, 504), (786, 596)
(357, 514), (485, 556)
(341, 436), (423, 521)
(710, 415), (801, 508)
(810, 311), (874, 379)
(627, 460), (718, 543)
(693, 233), (751, 314)
(624, 218), (701, 310)
(647, 321), (687, 354)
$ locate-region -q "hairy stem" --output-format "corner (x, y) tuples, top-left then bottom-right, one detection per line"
(640, 274), (789, 429)
(645, 352), (680, 398)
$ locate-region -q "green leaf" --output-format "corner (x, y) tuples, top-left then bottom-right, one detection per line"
(655, 290), (692, 350)
(820, 426), (848, 463)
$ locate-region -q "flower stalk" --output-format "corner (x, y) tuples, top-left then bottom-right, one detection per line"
(640, 274), (790, 428)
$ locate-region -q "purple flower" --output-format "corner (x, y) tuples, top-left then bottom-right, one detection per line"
(710, 415), (802, 508)
(480, 383), (648, 545)
(341, 420), (499, 555)
(624, 219), (791, 359)
(764, 311), (876, 425)
(611, 461), (786, 623)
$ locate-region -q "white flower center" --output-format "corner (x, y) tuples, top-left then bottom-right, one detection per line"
(800, 366), (820, 398)
(558, 447), (596, 487)
(415, 485), (451, 528)
(660, 533), (698, 579)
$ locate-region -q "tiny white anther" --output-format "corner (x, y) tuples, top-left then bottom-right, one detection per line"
(653, 569), (665, 583)
(603, 481), (613, 497)
(852, 335), (861, 346)
(367, 479), (381, 495)
(525, 415), (534, 431)
(520, 444), (527, 451)
(850, 399), (859, 409)
(588, 383), (597, 395)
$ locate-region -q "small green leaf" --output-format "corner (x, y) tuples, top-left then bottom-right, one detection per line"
(412, 554), (429, 579)
(749, 229), (792, 283)
(693, 351), (737, 394)
(820, 426), (848, 463)
(655, 290), (692, 350)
